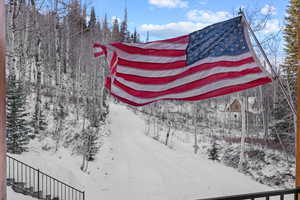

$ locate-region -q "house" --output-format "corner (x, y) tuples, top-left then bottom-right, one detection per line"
(225, 97), (262, 114)
(226, 99), (241, 112)
(224, 97), (263, 127)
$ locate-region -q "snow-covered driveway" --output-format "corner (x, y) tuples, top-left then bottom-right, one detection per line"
(103, 103), (270, 200)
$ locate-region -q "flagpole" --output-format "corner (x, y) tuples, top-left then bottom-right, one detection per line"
(296, 6), (300, 192)
(240, 11), (297, 116)
(240, 9), (300, 191)
(0, 0), (6, 199)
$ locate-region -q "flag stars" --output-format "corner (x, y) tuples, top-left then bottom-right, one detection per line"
(187, 16), (250, 64)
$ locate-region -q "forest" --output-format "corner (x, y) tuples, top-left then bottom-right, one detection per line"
(5, 0), (141, 171)
(5, 0), (300, 189)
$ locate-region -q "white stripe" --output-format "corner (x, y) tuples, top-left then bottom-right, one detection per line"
(107, 45), (186, 63)
(107, 50), (114, 64)
(94, 47), (104, 54)
(117, 52), (253, 77)
(123, 42), (188, 50)
(116, 62), (257, 92)
(111, 72), (268, 104)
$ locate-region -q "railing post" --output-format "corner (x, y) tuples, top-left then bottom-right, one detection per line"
(83, 191), (85, 200)
(37, 169), (40, 199)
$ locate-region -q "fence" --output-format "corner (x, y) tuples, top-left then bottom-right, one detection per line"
(198, 188), (300, 200)
(7, 155), (85, 200)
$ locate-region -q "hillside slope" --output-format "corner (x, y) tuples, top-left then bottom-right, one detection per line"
(8, 102), (271, 200)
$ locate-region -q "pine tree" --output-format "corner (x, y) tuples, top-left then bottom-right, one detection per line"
(88, 7), (96, 29)
(80, 126), (101, 171)
(102, 14), (111, 42)
(146, 31), (150, 42)
(6, 75), (31, 154)
(112, 18), (120, 42)
(208, 140), (220, 161)
(283, 0), (300, 94)
(32, 104), (47, 135)
(269, 96), (294, 143)
(86, 127), (101, 161)
(132, 28), (139, 43)
(81, 4), (87, 31)
(120, 7), (128, 42)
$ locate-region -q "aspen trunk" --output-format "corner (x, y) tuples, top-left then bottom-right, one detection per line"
(238, 96), (247, 171)
(193, 104), (199, 154)
(259, 86), (269, 142)
(32, 0), (42, 136)
(165, 123), (170, 145)
(9, 0), (18, 77)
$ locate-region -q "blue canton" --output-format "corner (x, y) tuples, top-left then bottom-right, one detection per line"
(186, 16), (249, 65)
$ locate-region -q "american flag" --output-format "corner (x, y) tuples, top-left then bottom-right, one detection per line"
(94, 16), (272, 106)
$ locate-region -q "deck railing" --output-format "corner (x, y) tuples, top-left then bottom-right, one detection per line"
(198, 188), (300, 200)
(7, 155), (85, 200)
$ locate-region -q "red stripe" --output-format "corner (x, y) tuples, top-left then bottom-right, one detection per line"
(111, 52), (118, 67)
(118, 58), (186, 70)
(117, 57), (255, 84)
(93, 43), (102, 48)
(146, 35), (189, 44)
(93, 43), (107, 56)
(110, 43), (186, 57)
(111, 77), (272, 106)
(105, 77), (112, 91)
(94, 52), (104, 57)
(110, 52), (118, 75)
(114, 68), (263, 98)
(182, 77), (272, 101)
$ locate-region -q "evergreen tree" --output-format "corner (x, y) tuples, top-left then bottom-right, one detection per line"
(146, 31), (150, 42)
(112, 18), (120, 42)
(132, 28), (139, 43)
(283, 0), (300, 94)
(269, 96), (294, 144)
(120, 7), (128, 42)
(102, 14), (111, 42)
(86, 127), (101, 161)
(208, 140), (220, 161)
(32, 104), (47, 135)
(80, 126), (101, 162)
(6, 75), (31, 154)
(81, 4), (87, 30)
(88, 7), (96, 29)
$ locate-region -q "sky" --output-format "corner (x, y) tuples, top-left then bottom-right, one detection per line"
(89, 0), (289, 42)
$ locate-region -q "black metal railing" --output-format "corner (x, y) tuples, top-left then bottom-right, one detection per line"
(198, 188), (300, 200)
(7, 155), (85, 200)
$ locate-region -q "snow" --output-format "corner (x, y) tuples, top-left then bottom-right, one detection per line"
(105, 103), (271, 200)
(8, 102), (271, 200)
(7, 187), (36, 200)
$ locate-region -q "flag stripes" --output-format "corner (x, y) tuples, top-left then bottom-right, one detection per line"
(115, 64), (260, 88)
(94, 17), (272, 106)
(110, 43), (186, 57)
(116, 53), (254, 77)
(124, 42), (187, 50)
(108, 44), (187, 64)
(111, 74), (270, 104)
(116, 58), (256, 84)
(109, 78), (269, 107)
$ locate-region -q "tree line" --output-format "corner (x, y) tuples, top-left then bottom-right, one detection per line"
(5, 0), (140, 170)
